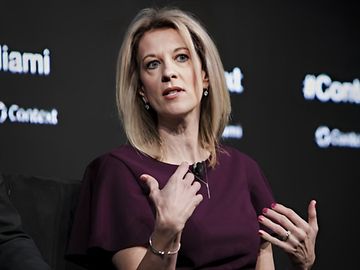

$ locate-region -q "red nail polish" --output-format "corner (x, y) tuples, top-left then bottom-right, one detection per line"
(258, 215), (264, 222)
(258, 230), (263, 236)
(262, 208), (268, 214)
(271, 202), (277, 209)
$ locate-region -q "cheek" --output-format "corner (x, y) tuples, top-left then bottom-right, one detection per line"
(141, 80), (160, 103)
(140, 69), (161, 87)
(140, 75), (154, 93)
(189, 70), (202, 95)
(139, 71), (147, 88)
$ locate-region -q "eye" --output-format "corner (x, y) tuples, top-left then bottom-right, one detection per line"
(146, 60), (160, 69)
(176, 54), (189, 62)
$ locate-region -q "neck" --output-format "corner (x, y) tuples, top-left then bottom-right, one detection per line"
(157, 116), (208, 165)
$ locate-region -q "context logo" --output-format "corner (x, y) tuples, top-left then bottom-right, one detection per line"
(0, 44), (50, 76)
(315, 126), (360, 149)
(222, 124), (243, 139)
(225, 67), (244, 93)
(0, 101), (58, 125)
(303, 74), (360, 104)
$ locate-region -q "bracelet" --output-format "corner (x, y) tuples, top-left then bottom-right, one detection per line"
(148, 235), (181, 256)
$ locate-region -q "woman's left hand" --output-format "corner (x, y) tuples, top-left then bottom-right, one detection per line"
(258, 200), (318, 270)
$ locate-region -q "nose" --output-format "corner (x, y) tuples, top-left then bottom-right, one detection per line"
(161, 61), (177, 83)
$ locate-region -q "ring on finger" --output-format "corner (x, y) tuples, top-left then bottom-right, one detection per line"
(282, 230), (291, 241)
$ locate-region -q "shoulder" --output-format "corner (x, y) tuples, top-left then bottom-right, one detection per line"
(86, 144), (141, 171)
(217, 144), (266, 182)
(218, 145), (272, 192)
(82, 144), (152, 188)
(218, 144), (261, 169)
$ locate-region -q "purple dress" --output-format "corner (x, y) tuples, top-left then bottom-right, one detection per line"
(66, 144), (275, 269)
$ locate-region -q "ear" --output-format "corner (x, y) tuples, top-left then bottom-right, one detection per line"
(202, 70), (209, 89)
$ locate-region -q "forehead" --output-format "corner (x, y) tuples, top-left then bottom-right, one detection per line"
(138, 28), (188, 57)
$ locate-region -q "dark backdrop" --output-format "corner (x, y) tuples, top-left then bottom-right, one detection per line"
(1, 1), (359, 269)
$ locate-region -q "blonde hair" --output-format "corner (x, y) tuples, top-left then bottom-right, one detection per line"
(116, 7), (231, 167)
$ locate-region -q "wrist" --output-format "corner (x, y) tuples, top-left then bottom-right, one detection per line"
(289, 253), (315, 270)
(149, 235), (181, 256)
(156, 219), (185, 234)
(154, 216), (184, 238)
(148, 231), (181, 257)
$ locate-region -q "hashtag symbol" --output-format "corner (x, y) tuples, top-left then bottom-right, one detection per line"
(303, 75), (316, 100)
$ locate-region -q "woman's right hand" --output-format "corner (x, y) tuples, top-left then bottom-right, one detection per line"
(113, 163), (200, 270)
(140, 162), (203, 239)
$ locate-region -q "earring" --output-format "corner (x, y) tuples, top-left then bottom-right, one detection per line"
(141, 95), (150, 110)
(203, 89), (209, 97)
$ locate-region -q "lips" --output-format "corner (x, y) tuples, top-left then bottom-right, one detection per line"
(162, 86), (184, 96)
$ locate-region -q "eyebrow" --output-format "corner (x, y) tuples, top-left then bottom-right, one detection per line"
(141, 47), (189, 62)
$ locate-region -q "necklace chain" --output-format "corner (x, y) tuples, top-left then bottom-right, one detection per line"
(189, 165), (210, 199)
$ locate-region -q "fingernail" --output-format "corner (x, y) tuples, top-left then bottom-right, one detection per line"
(258, 230), (264, 236)
(271, 202), (277, 209)
(258, 215), (264, 222)
(262, 208), (268, 214)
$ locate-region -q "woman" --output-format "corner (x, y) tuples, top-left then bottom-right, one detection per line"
(66, 7), (318, 270)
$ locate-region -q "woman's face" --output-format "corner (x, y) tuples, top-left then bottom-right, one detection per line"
(137, 28), (208, 121)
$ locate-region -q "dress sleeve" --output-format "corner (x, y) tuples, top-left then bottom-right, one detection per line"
(66, 154), (155, 269)
(247, 159), (276, 235)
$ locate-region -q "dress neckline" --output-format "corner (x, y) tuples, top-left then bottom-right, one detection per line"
(130, 144), (210, 169)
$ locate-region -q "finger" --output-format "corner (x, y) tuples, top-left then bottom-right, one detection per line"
(308, 200), (318, 232)
(258, 214), (293, 241)
(262, 208), (303, 236)
(190, 181), (201, 194)
(194, 194), (203, 206)
(186, 194), (204, 216)
(258, 229), (292, 252)
(262, 208), (298, 236)
(260, 212), (306, 250)
(184, 194), (203, 223)
(271, 203), (308, 230)
(170, 162), (190, 182)
(183, 171), (195, 185)
(140, 174), (159, 196)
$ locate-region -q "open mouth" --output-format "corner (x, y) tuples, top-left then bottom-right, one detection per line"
(162, 87), (184, 96)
